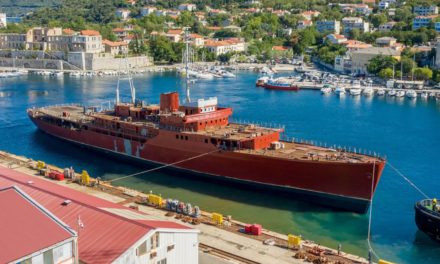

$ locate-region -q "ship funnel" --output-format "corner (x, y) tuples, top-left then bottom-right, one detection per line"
(160, 92), (180, 112)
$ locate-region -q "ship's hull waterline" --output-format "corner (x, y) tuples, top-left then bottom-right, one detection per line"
(29, 115), (385, 213)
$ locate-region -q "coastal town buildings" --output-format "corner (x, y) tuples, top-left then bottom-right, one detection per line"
(325, 34), (347, 44)
(342, 17), (370, 35)
(379, 21), (396, 32)
(178, 3), (197, 11)
(103, 39), (129, 55)
(204, 38), (246, 56)
(0, 186), (78, 264)
(141, 6), (157, 16)
(316, 20), (341, 34)
(0, 166), (199, 264)
(412, 15), (438, 30)
(115, 9), (131, 21)
(351, 47), (401, 74)
(297, 20), (313, 30)
(413, 5), (439, 16)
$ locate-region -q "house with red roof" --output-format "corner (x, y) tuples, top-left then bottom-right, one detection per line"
(0, 186), (78, 264)
(103, 39), (129, 55)
(0, 166), (199, 264)
(204, 38), (245, 56)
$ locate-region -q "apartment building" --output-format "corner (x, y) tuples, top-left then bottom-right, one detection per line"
(413, 5), (439, 16)
(351, 47), (401, 74)
(342, 17), (370, 34)
(204, 38), (245, 56)
(316, 20), (341, 34)
(412, 15), (438, 30)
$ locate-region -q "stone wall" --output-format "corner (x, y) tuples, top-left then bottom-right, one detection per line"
(67, 52), (152, 70)
(0, 57), (77, 70)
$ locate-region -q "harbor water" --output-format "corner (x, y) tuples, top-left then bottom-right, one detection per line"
(0, 71), (439, 263)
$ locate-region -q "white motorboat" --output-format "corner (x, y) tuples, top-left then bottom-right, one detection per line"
(429, 92), (436, 98)
(51, 71), (64, 77)
(197, 72), (215, 79)
(421, 92), (428, 99)
(376, 89), (385, 96)
(362, 87), (374, 96)
(350, 88), (361, 96)
(388, 89), (396, 96)
(406, 90), (417, 99)
(396, 90), (405, 97)
(321, 87), (332, 95)
(335, 86), (346, 95)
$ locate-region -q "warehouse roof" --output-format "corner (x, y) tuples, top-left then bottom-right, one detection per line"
(0, 186), (76, 263)
(0, 166), (194, 264)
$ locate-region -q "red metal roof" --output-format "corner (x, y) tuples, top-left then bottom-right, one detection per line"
(0, 186), (75, 263)
(0, 166), (192, 264)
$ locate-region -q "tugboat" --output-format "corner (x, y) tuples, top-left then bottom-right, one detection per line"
(415, 198), (440, 242)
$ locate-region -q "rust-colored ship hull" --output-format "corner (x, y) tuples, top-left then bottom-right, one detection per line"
(29, 114), (385, 213)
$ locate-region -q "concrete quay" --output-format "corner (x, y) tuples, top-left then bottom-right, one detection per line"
(0, 150), (373, 264)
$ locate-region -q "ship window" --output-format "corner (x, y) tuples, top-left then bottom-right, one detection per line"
(205, 139), (208, 143)
(185, 136), (188, 140)
(176, 135), (179, 139)
(199, 122), (202, 126)
(180, 135), (183, 140)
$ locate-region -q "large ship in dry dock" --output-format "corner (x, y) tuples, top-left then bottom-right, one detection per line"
(28, 87), (385, 213)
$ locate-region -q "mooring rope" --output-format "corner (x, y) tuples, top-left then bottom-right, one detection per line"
(366, 160), (431, 262)
(108, 149), (220, 183)
(387, 162), (430, 199)
(366, 161), (380, 261)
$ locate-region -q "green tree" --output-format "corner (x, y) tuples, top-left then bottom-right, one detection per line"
(370, 14), (387, 28)
(379, 68), (393, 79)
(367, 55), (398, 75)
(148, 36), (177, 63)
(349, 29), (360, 40)
(414, 67), (433, 80)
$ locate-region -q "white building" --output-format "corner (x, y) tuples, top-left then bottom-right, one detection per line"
(116, 9), (131, 21)
(413, 5), (439, 16)
(316, 20), (341, 34)
(178, 3), (197, 11)
(378, 1), (389, 10)
(342, 17), (369, 34)
(379, 21), (396, 31)
(412, 15), (437, 30)
(325, 34), (347, 44)
(0, 186), (78, 264)
(204, 38), (245, 56)
(0, 13), (6, 28)
(297, 20), (313, 30)
(141, 6), (157, 16)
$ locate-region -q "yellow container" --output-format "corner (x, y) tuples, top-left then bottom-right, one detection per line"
(36, 161), (45, 170)
(378, 260), (395, 264)
(81, 170), (90, 185)
(212, 213), (223, 225)
(148, 194), (163, 206)
(288, 234), (301, 246)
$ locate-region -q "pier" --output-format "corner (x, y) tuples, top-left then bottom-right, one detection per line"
(0, 150), (371, 264)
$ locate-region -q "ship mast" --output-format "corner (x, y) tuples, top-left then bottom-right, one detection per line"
(184, 27), (191, 103)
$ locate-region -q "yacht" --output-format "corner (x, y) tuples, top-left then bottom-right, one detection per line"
(321, 84), (333, 95)
(350, 80), (362, 96)
(376, 89), (385, 96)
(388, 90), (397, 96)
(396, 90), (405, 97)
(406, 90), (417, 99)
(335, 86), (346, 95)
(362, 87), (374, 96)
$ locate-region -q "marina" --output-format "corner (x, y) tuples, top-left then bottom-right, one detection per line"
(0, 70), (440, 263)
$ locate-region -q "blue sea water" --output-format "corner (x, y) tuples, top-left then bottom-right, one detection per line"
(0, 71), (439, 263)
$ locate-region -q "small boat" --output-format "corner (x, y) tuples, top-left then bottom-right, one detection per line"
(51, 71), (64, 77)
(415, 199), (440, 242)
(421, 92), (428, 99)
(258, 78), (299, 91)
(362, 87), (374, 96)
(406, 90), (417, 99)
(388, 89), (396, 96)
(350, 88), (361, 96)
(429, 92), (436, 98)
(321, 84), (332, 95)
(335, 86), (346, 96)
(396, 90), (405, 97)
(376, 89), (385, 96)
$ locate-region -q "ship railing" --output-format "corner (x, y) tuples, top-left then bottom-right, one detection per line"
(280, 134), (386, 160)
(229, 118), (285, 131)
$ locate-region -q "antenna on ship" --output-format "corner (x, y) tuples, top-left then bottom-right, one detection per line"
(183, 27), (191, 103)
(116, 51), (136, 105)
